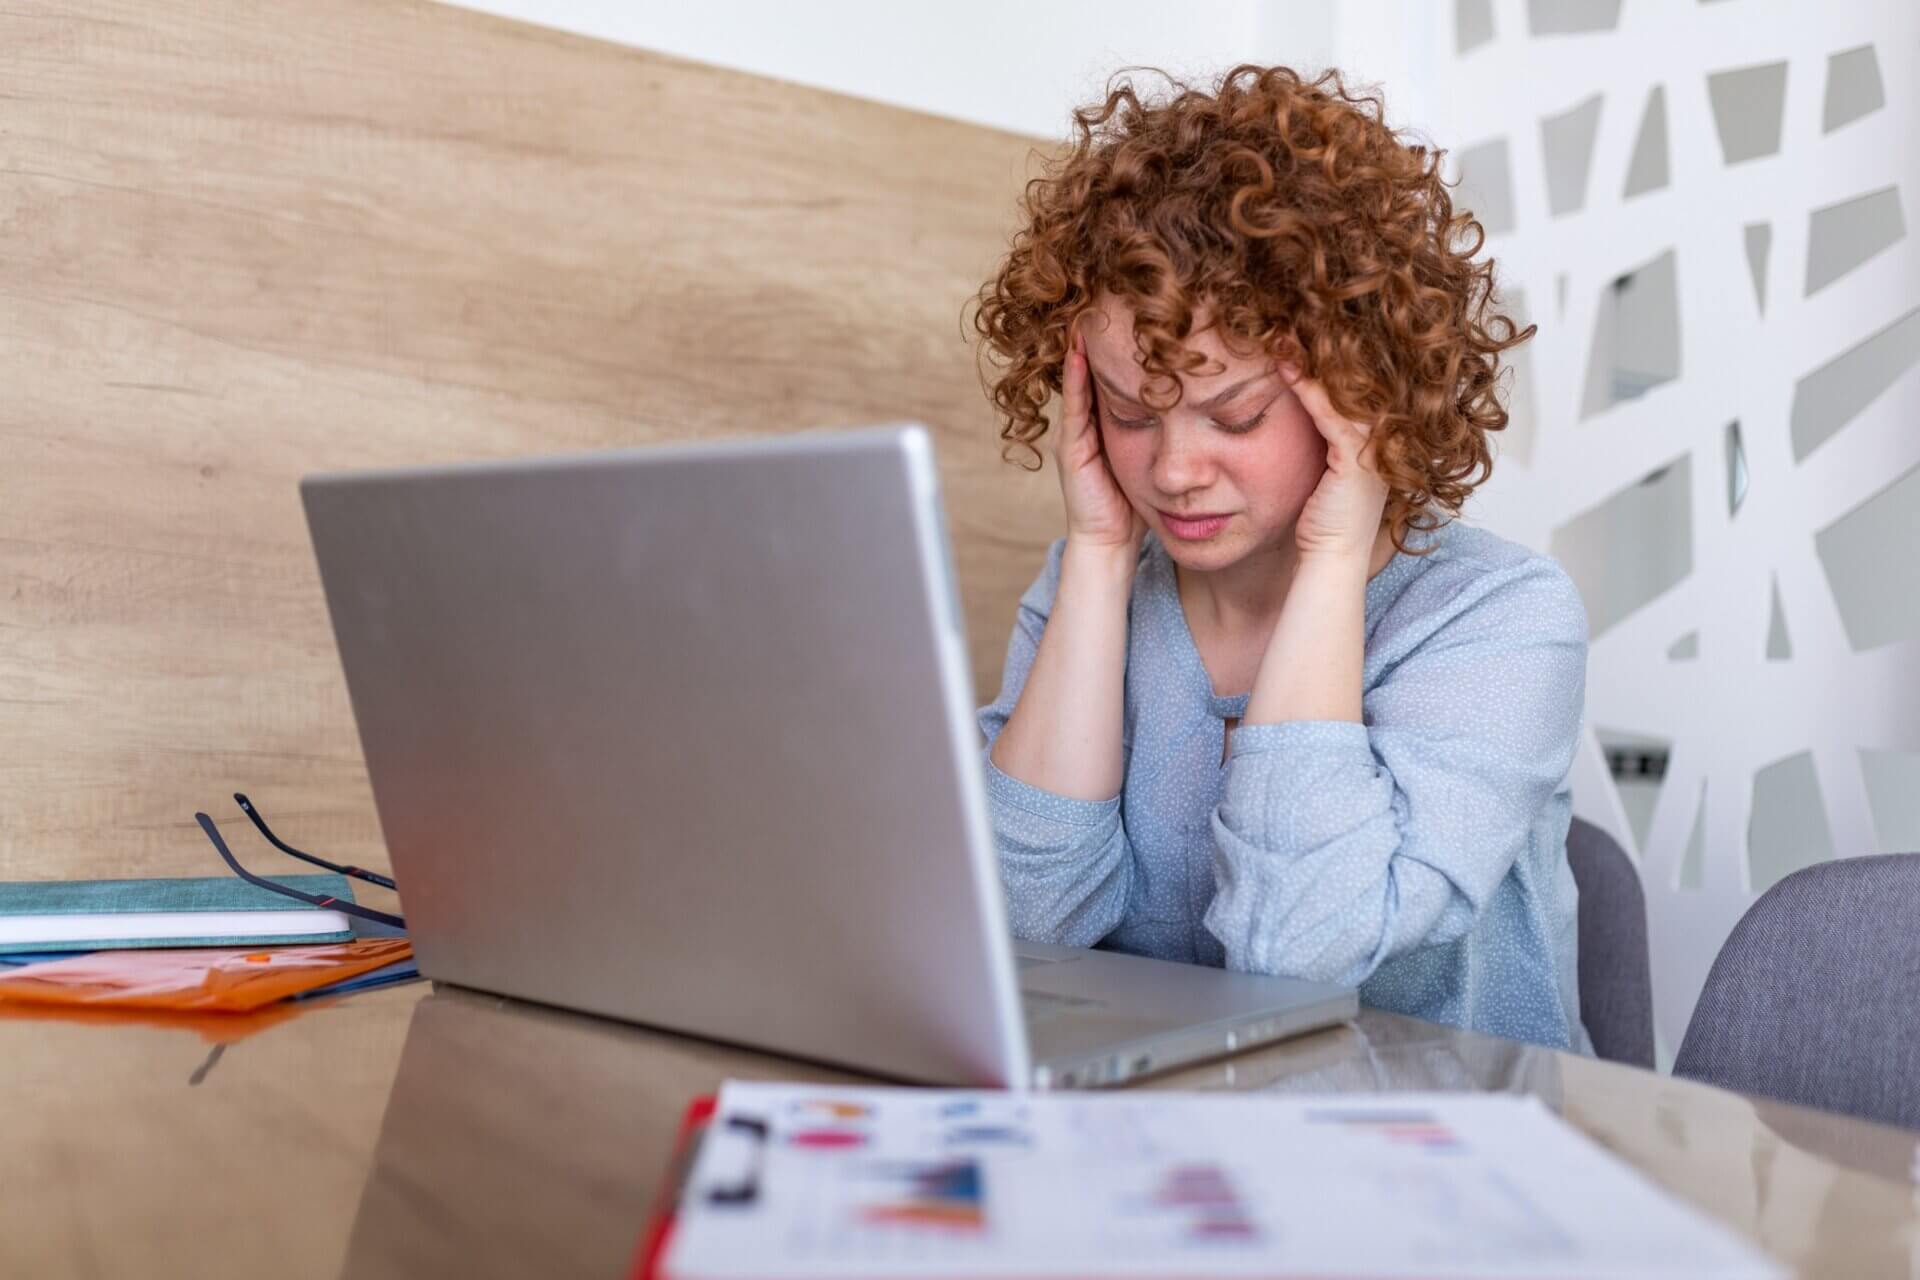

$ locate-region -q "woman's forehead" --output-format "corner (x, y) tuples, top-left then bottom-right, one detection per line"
(1081, 302), (1276, 399)
(1082, 293), (1266, 357)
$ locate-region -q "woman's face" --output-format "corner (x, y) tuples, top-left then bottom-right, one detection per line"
(1077, 293), (1326, 573)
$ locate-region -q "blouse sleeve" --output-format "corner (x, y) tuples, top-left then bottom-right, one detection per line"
(1202, 554), (1588, 986)
(976, 539), (1135, 947)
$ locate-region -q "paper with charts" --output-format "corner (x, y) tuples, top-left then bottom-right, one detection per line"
(661, 1082), (1783, 1279)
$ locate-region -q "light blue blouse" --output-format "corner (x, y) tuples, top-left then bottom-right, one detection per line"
(978, 522), (1592, 1052)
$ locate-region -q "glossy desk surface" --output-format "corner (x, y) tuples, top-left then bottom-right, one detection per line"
(2, 982), (1915, 1278)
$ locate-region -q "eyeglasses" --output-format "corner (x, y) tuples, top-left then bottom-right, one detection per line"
(193, 794), (406, 931)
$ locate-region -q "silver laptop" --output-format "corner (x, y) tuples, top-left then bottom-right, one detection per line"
(301, 425), (1356, 1089)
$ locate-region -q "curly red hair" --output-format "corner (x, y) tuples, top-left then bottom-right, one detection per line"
(970, 64), (1533, 551)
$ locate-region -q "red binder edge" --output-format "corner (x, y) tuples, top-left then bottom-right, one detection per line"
(631, 1093), (718, 1280)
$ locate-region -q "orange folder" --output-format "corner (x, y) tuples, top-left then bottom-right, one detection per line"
(0, 938), (413, 1012)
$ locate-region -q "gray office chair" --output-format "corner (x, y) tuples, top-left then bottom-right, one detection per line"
(1674, 852), (1920, 1131)
(1566, 817), (1655, 1068)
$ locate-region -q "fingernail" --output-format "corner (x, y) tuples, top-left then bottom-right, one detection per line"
(1279, 362), (1301, 382)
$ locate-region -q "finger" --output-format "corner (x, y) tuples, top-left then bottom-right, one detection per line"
(1282, 369), (1370, 453)
(1060, 334), (1091, 430)
(1056, 335), (1094, 458)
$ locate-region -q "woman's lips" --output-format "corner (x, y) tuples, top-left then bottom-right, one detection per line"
(1156, 509), (1231, 541)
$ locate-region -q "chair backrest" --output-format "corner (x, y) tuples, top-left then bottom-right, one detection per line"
(1566, 817), (1656, 1068)
(1674, 853), (1920, 1131)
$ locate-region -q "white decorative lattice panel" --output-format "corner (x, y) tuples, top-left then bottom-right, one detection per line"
(1345, 0), (1920, 1053)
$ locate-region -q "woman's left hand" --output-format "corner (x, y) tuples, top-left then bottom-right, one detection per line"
(1285, 367), (1391, 564)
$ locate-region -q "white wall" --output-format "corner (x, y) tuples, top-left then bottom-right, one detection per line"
(444, 0), (1304, 140)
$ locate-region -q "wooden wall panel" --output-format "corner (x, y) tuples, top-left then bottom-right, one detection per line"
(0, 1), (1062, 880)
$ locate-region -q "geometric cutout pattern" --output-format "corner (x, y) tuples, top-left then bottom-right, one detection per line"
(1765, 574), (1791, 660)
(1823, 44), (1886, 134)
(1527, 0), (1624, 35)
(1747, 750), (1834, 895)
(1549, 454), (1692, 639)
(1456, 137), (1519, 236)
(1707, 62), (1789, 164)
(1742, 221), (1772, 313)
(1580, 250), (1681, 417)
(1789, 304), (1920, 462)
(1456, 0), (1497, 54)
(1361, 0), (1920, 1050)
(1814, 458), (1920, 652)
(1678, 781), (1707, 891)
(1724, 419), (1748, 516)
(1804, 185), (1906, 297)
(1623, 85), (1670, 198)
(1860, 749), (1920, 853)
(1541, 94), (1604, 216)
(1598, 727), (1670, 855)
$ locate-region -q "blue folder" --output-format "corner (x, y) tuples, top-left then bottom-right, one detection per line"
(0, 874), (357, 954)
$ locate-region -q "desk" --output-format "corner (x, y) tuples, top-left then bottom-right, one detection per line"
(0, 984), (1913, 1277)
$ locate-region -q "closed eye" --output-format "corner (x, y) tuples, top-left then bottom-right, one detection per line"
(1215, 392), (1282, 433)
(1100, 394), (1277, 433)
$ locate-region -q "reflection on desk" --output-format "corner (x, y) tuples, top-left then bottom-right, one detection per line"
(0, 981), (1913, 1279)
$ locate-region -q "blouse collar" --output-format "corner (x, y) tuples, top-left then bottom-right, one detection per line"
(1139, 526), (1435, 720)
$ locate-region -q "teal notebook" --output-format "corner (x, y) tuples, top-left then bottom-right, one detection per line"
(0, 874), (357, 953)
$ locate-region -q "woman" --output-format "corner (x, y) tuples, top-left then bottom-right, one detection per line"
(970, 65), (1590, 1051)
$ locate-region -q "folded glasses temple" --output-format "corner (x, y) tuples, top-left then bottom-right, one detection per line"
(234, 793), (398, 891)
(195, 813), (407, 932)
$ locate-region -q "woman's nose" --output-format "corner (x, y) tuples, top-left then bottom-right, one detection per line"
(1151, 421), (1213, 494)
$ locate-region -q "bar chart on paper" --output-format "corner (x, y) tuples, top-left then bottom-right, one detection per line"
(655, 1082), (1784, 1279)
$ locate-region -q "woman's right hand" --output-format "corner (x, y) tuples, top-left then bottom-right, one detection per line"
(1056, 327), (1146, 554)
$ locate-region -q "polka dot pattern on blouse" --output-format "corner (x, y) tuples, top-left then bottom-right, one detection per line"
(978, 522), (1593, 1053)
